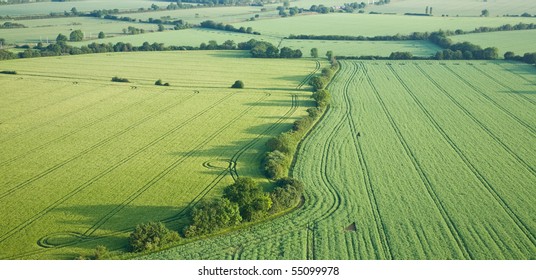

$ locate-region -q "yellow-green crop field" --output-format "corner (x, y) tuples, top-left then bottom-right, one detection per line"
(242, 13), (536, 38)
(0, 51), (320, 259)
(451, 29), (536, 57)
(146, 60), (536, 260)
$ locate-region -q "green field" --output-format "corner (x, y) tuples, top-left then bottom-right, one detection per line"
(69, 28), (280, 48)
(1, 17), (158, 44)
(0, 0), (163, 17)
(369, 0), (536, 16)
(0, 51), (320, 259)
(146, 60), (536, 260)
(451, 29), (536, 56)
(281, 39), (441, 57)
(242, 13), (536, 38)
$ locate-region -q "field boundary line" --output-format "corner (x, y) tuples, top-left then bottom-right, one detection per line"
(415, 64), (535, 177)
(389, 64), (536, 247)
(296, 60), (321, 90)
(442, 65), (536, 135)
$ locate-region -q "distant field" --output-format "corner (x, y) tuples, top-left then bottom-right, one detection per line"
(369, 0), (536, 17)
(69, 28), (279, 48)
(281, 39), (441, 57)
(1, 17), (158, 44)
(146, 60), (536, 260)
(0, 51), (319, 259)
(243, 13), (536, 37)
(451, 29), (536, 56)
(0, 0), (163, 17)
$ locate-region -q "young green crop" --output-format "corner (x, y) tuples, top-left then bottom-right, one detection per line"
(146, 60), (536, 260)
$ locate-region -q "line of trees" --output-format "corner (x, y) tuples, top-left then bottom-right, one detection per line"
(0, 22), (26, 29)
(246, 41), (302, 58)
(199, 20), (259, 35)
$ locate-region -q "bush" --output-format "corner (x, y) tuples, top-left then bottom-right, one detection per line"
(263, 150), (290, 179)
(111, 76), (129, 83)
(306, 107), (322, 119)
(223, 177), (272, 221)
(312, 89), (331, 108)
(184, 198), (241, 237)
(308, 75), (327, 91)
(266, 132), (295, 154)
(270, 177), (304, 213)
(155, 79), (162, 86)
(231, 80), (244, 88)
(0, 70), (17, 75)
(129, 221), (179, 252)
(292, 116), (314, 132)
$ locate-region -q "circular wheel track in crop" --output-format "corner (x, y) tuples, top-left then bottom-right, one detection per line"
(388, 63), (536, 248)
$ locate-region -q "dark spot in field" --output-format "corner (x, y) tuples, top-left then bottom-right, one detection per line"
(345, 222), (357, 232)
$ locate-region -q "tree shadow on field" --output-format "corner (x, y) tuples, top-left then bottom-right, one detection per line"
(275, 75), (310, 83)
(244, 99), (295, 107)
(206, 51), (250, 58)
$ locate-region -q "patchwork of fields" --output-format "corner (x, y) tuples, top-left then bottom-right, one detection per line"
(0, 51), (319, 259)
(147, 60), (536, 259)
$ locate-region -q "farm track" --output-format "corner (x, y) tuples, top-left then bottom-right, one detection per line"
(341, 62), (392, 259)
(470, 64), (536, 107)
(389, 64), (536, 248)
(443, 65), (536, 135)
(0, 91), (160, 166)
(0, 84), (116, 144)
(0, 91), (234, 244)
(296, 60), (320, 90)
(415, 65), (536, 177)
(82, 93), (272, 237)
(361, 62), (470, 259)
(0, 88), (190, 201)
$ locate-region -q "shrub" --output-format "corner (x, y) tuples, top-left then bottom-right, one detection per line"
(0, 70), (17, 75)
(263, 150), (290, 179)
(184, 198), (241, 237)
(223, 177), (272, 221)
(312, 89), (331, 108)
(270, 177), (304, 212)
(292, 116), (314, 132)
(231, 80), (244, 88)
(155, 79), (162, 86)
(306, 107), (322, 119)
(129, 221), (179, 252)
(111, 76), (129, 83)
(266, 132), (295, 154)
(308, 75), (327, 91)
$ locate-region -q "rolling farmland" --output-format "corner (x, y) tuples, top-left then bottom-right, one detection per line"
(147, 60), (536, 260)
(0, 51), (319, 259)
(451, 29), (536, 56)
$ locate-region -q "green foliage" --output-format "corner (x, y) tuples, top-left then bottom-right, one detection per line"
(266, 132), (295, 154)
(263, 150), (290, 179)
(56, 33), (68, 43)
(111, 76), (129, 83)
(270, 177), (304, 213)
(223, 178), (272, 222)
(0, 70), (17, 74)
(129, 222), (179, 252)
(231, 80), (244, 88)
(69, 30), (84, 42)
(308, 75), (327, 91)
(185, 198), (242, 237)
(98, 31), (105, 39)
(326, 50), (334, 60)
(293, 115), (314, 132)
(312, 89), (331, 108)
(310, 47), (319, 58)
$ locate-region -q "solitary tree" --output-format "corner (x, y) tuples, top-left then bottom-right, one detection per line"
(326, 50), (333, 61)
(98, 31), (105, 39)
(231, 80), (244, 88)
(481, 9), (489, 17)
(69, 29), (84, 41)
(426, 6), (429, 14)
(158, 24), (165, 32)
(56, 33), (68, 44)
(310, 47), (318, 58)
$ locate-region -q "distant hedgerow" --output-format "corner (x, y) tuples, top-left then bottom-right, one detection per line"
(111, 76), (129, 83)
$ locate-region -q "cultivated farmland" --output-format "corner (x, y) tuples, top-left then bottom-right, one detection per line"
(451, 29), (536, 56)
(147, 60), (536, 260)
(0, 51), (320, 259)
